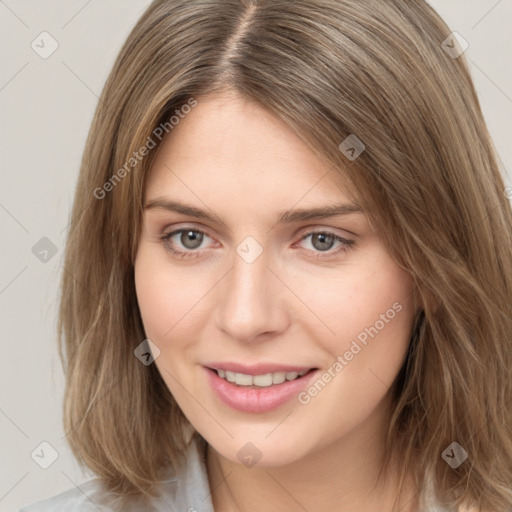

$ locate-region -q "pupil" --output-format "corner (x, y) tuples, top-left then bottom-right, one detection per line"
(182, 230), (203, 249)
(313, 233), (333, 251)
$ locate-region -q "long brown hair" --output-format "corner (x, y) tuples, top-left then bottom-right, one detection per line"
(58, 1), (512, 510)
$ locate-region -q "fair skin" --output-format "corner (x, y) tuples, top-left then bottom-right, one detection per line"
(134, 90), (420, 511)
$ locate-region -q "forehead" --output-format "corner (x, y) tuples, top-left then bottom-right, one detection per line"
(145, 92), (356, 209)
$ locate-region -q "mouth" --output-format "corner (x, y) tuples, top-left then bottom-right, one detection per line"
(204, 364), (319, 413)
(207, 367), (316, 388)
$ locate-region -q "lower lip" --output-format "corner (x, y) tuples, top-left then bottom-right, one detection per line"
(204, 367), (318, 413)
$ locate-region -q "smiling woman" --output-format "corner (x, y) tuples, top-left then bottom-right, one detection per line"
(19, 1), (512, 512)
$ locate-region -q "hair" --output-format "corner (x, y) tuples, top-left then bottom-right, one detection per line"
(58, 0), (512, 510)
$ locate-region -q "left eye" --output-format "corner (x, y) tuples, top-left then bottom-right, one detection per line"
(300, 232), (349, 253)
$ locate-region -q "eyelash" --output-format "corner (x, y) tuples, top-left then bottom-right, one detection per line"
(159, 227), (355, 260)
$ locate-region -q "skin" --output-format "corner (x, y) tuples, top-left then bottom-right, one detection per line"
(134, 90), (420, 511)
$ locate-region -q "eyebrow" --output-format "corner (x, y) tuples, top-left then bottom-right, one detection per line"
(144, 198), (364, 226)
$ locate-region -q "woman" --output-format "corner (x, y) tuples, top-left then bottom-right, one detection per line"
(20, 0), (512, 511)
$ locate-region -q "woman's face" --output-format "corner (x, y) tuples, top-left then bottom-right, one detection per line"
(134, 91), (417, 467)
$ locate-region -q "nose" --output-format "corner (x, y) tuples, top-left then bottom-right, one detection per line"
(215, 248), (290, 343)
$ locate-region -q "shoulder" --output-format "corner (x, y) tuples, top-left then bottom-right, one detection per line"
(420, 479), (493, 512)
(17, 476), (177, 512)
(18, 478), (112, 512)
(457, 507), (492, 512)
(18, 436), (213, 512)
(17, 475), (181, 512)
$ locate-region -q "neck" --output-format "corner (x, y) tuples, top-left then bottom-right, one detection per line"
(205, 395), (419, 512)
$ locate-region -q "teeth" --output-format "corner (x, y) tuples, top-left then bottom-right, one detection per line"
(216, 369), (309, 387)
(235, 373), (253, 386)
(253, 373), (273, 387)
(273, 371), (286, 384)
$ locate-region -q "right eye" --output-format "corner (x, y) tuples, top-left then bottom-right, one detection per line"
(160, 228), (214, 259)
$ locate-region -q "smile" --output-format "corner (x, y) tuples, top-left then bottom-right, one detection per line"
(214, 368), (309, 387)
(204, 365), (318, 413)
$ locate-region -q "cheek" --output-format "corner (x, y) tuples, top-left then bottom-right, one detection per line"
(134, 247), (213, 346)
(290, 257), (415, 439)
(296, 251), (415, 373)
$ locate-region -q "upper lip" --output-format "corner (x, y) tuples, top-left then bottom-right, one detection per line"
(204, 362), (316, 375)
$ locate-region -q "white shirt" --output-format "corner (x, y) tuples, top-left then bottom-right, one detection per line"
(19, 437), (215, 512)
(19, 436), (456, 511)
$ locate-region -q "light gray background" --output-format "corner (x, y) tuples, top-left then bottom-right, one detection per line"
(1, 1), (511, 510)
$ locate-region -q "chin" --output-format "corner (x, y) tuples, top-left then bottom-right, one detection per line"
(204, 428), (315, 468)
